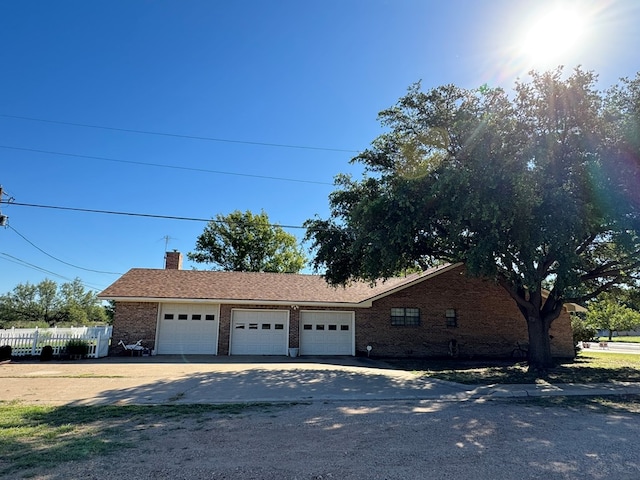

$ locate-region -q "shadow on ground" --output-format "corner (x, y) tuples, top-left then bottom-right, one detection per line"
(66, 362), (463, 405)
(3, 394), (640, 480)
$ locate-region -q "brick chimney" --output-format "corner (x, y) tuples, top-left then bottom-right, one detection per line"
(165, 250), (183, 270)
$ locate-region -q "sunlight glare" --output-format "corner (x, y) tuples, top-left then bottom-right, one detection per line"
(519, 6), (588, 68)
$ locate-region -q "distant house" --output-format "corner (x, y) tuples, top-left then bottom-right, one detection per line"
(99, 251), (575, 358)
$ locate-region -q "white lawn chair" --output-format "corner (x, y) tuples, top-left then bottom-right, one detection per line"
(118, 340), (144, 356)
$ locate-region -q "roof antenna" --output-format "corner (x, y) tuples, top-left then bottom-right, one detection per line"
(159, 235), (176, 267)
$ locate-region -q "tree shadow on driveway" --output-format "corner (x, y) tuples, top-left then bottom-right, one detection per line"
(68, 363), (465, 405)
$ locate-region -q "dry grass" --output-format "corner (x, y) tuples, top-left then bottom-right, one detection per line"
(385, 350), (640, 384)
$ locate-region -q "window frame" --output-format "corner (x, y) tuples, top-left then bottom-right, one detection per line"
(390, 307), (421, 327)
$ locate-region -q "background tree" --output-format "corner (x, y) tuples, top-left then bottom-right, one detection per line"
(0, 278), (108, 327)
(188, 210), (307, 273)
(305, 68), (640, 370)
(585, 297), (640, 341)
(571, 315), (597, 347)
(59, 278), (109, 325)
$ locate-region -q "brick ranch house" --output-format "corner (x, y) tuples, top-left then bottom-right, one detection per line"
(99, 251), (576, 358)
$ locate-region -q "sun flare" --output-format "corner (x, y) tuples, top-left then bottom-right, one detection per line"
(519, 6), (588, 68)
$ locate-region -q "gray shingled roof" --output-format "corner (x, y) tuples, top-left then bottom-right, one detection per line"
(99, 265), (456, 305)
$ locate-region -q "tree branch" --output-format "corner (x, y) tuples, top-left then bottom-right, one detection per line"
(566, 279), (620, 304)
(497, 275), (531, 312)
(575, 233), (598, 256)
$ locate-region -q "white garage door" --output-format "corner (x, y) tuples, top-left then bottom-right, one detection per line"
(300, 311), (354, 355)
(230, 310), (288, 355)
(156, 304), (219, 355)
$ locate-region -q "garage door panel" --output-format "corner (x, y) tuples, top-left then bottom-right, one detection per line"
(231, 310), (288, 355)
(300, 311), (354, 355)
(157, 304), (219, 355)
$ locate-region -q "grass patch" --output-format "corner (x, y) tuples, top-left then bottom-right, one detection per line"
(497, 394), (640, 414)
(0, 402), (286, 476)
(385, 350), (640, 384)
(597, 336), (640, 343)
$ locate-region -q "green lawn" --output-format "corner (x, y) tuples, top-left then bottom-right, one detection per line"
(597, 336), (640, 343)
(385, 350), (640, 384)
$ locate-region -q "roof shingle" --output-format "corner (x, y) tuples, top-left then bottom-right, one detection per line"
(99, 265), (453, 305)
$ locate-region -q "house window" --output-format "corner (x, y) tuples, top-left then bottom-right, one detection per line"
(205, 314), (215, 321)
(164, 314), (174, 320)
(391, 308), (420, 326)
(446, 309), (457, 328)
(192, 314), (202, 320)
(178, 314), (188, 320)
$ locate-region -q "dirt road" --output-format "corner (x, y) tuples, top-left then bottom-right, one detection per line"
(10, 398), (639, 480)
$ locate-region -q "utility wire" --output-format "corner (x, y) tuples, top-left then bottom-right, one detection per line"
(0, 253), (109, 290)
(1, 201), (309, 230)
(0, 252), (76, 282)
(0, 114), (361, 153)
(9, 225), (123, 275)
(0, 145), (335, 186)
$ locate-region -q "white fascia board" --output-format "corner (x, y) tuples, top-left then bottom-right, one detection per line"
(564, 303), (588, 313)
(101, 296), (370, 308)
(540, 289), (588, 313)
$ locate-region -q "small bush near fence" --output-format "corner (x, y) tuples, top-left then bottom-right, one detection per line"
(0, 345), (11, 361)
(0, 326), (112, 359)
(65, 339), (90, 358)
(40, 345), (54, 361)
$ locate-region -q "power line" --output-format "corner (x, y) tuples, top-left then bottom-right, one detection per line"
(0, 253), (109, 291)
(1, 201), (309, 230)
(9, 225), (122, 275)
(0, 113), (361, 153)
(0, 145), (336, 186)
(0, 252), (75, 282)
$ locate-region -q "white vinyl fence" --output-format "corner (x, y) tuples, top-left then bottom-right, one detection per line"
(0, 326), (112, 358)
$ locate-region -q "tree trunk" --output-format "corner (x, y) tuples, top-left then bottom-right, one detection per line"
(526, 312), (553, 371)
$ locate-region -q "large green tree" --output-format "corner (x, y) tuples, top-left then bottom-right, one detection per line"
(585, 297), (640, 341)
(305, 68), (640, 370)
(188, 210), (307, 273)
(0, 278), (108, 327)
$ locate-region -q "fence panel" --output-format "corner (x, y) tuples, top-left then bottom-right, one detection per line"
(0, 326), (112, 358)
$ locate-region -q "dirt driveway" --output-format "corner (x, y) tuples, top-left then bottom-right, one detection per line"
(2, 357), (640, 479)
(4, 356), (640, 405)
(1, 356), (470, 405)
(7, 398), (640, 480)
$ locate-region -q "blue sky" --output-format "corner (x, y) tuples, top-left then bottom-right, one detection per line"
(1, 0), (638, 295)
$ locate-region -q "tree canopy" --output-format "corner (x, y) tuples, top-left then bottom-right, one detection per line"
(585, 297), (640, 341)
(0, 278), (108, 327)
(305, 68), (640, 369)
(188, 210), (307, 273)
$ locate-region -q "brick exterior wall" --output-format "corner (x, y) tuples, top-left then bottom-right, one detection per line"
(165, 251), (183, 270)
(356, 266), (574, 358)
(111, 302), (159, 354)
(112, 267), (574, 358)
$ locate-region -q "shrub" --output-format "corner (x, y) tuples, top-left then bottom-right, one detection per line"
(65, 339), (89, 357)
(0, 345), (11, 361)
(571, 316), (598, 347)
(40, 345), (54, 361)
